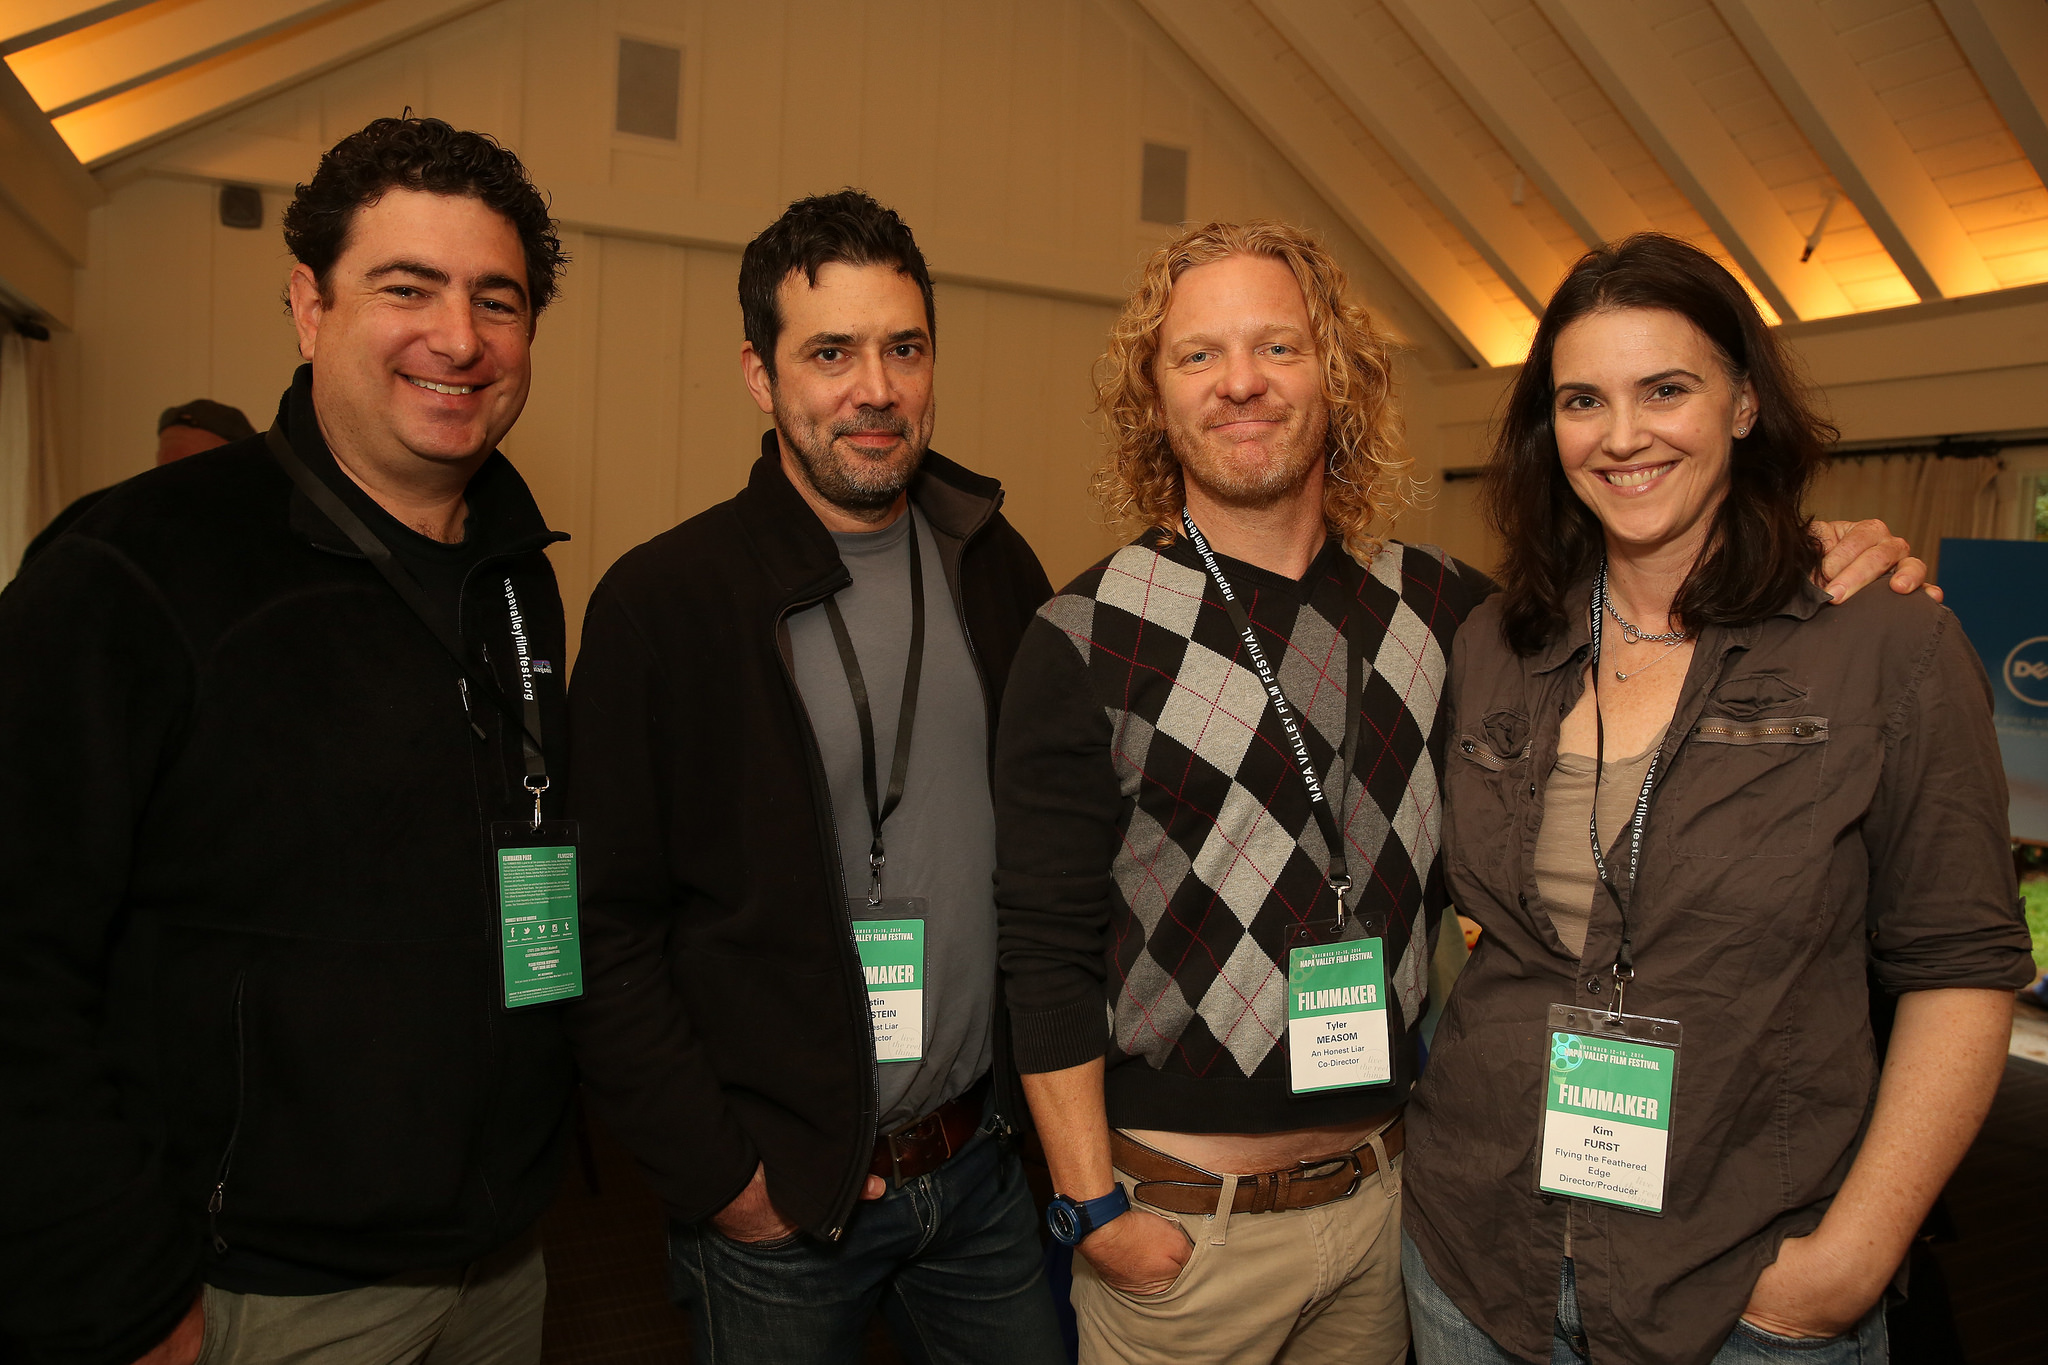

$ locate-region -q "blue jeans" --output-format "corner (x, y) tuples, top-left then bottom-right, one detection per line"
(668, 1126), (1064, 1365)
(1404, 1232), (1888, 1365)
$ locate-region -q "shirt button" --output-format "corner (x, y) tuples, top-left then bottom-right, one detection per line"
(1528, 783), (1537, 798)
(1587, 979), (1602, 994)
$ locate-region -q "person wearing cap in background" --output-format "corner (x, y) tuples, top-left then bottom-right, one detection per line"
(17, 398), (257, 568)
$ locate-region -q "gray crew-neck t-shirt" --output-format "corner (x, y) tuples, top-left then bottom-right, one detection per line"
(787, 507), (997, 1130)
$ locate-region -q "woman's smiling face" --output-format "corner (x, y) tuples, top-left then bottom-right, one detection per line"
(1551, 306), (1758, 561)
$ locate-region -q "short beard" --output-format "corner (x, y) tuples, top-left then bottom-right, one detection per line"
(773, 397), (932, 520)
(1167, 400), (1329, 510)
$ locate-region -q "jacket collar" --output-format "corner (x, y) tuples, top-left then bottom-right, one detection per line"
(1532, 577), (1596, 676)
(732, 428), (1005, 609)
(274, 365), (565, 560)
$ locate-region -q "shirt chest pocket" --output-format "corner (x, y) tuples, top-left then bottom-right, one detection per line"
(1449, 715), (1530, 874)
(1666, 715), (1830, 859)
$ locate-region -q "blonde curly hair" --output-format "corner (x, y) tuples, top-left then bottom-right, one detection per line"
(1093, 220), (1415, 566)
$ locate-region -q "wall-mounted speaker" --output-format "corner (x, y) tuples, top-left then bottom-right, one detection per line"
(616, 38), (681, 141)
(219, 185), (262, 230)
(1141, 143), (1188, 225)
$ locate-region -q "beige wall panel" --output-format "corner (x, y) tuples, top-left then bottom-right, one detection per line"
(206, 188), (301, 432)
(932, 3), (1014, 247)
(779, 0), (865, 202)
(315, 46), (418, 146)
(71, 176), (216, 495)
(1818, 363), (2048, 444)
(586, 234), (687, 572)
(695, 3), (784, 208)
(416, 6), (526, 145)
(961, 287), (1125, 585)
(517, 229), (602, 638)
(930, 282), (989, 463)
(859, 0), (941, 226)
(671, 244), (769, 519)
(513, 0), (606, 190)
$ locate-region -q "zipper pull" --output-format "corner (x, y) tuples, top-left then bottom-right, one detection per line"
(458, 679), (486, 741)
(208, 1182), (227, 1254)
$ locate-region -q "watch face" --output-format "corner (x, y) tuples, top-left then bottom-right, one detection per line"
(1047, 1199), (1081, 1244)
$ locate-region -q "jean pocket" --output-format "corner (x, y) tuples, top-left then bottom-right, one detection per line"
(713, 1228), (805, 1253)
(1733, 1317), (1856, 1354)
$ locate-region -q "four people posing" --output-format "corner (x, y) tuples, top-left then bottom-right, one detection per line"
(0, 108), (2019, 1365)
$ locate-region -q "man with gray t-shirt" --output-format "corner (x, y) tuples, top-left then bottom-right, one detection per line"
(788, 506), (997, 1133)
(567, 191), (1063, 1365)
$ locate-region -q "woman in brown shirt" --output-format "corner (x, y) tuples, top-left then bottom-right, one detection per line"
(1402, 234), (2032, 1365)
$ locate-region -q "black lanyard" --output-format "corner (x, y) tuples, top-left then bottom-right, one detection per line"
(1587, 557), (1665, 1017)
(1181, 510), (1364, 924)
(264, 424), (550, 823)
(823, 512), (925, 907)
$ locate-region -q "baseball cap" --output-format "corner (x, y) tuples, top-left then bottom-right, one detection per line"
(157, 399), (257, 444)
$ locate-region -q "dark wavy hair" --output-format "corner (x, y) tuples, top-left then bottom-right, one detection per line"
(1486, 233), (1836, 654)
(740, 189), (935, 379)
(283, 116), (567, 315)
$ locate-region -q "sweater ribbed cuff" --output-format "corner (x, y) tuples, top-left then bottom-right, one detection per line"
(1009, 993), (1109, 1074)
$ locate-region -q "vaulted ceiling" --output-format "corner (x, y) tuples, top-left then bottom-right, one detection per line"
(5, 0), (2047, 366)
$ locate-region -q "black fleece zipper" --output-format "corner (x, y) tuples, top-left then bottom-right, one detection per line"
(207, 973), (248, 1254)
(773, 578), (878, 1241)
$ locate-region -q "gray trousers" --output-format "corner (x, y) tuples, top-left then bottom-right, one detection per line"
(195, 1236), (545, 1365)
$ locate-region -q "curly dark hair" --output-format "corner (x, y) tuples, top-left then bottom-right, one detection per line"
(739, 189), (934, 379)
(1485, 233), (1837, 654)
(283, 116), (567, 315)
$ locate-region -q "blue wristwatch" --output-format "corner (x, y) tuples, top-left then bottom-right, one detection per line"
(1045, 1185), (1131, 1245)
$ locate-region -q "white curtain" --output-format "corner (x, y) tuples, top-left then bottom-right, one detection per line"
(1807, 454), (2002, 578)
(0, 329), (59, 585)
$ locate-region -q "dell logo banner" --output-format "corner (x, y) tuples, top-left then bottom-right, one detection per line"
(2009, 637), (2048, 706)
(1942, 539), (2048, 843)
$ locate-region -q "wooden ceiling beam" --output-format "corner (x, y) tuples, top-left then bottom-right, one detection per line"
(1933, 0), (2048, 191)
(1715, 0), (1995, 300)
(50, 0), (495, 166)
(1133, 0), (1531, 365)
(0, 0), (151, 56)
(1381, 0), (1649, 249)
(1534, 0), (1854, 320)
(10, 0), (356, 119)
(1254, 0), (1568, 312)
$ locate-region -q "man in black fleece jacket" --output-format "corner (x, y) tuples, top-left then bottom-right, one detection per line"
(0, 119), (575, 1365)
(566, 191), (1063, 1364)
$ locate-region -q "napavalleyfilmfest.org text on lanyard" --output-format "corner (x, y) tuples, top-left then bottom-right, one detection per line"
(1536, 558), (1681, 1215)
(264, 424), (582, 1011)
(1181, 510), (1388, 1094)
(828, 514), (929, 1065)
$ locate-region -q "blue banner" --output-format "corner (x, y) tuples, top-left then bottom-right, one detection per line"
(1940, 539), (2048, 843)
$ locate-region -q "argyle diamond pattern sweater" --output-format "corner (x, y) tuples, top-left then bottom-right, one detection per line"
(994, 531), (1491, 1132)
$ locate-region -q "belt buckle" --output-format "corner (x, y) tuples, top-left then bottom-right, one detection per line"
(1293, 1150), (1365, 1203)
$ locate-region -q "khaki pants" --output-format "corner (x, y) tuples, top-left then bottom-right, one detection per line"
(196, 1236), (545, 1365)
(1071, 1152), (1406, 1365)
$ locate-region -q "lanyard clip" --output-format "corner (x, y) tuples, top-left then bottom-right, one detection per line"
(1607, 961), (1632, 1023)
(867, 852), (886, 909)
(1329, 874), (1352, 932)
(524, 776), (548, 832)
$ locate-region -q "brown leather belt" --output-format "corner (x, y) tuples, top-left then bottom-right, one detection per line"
(870, 1079), (987, 1187)
(1110, 1115), (1404, 1216)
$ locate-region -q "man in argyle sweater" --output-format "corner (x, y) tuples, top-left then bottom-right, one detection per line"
(992, 222), (1919, 1365)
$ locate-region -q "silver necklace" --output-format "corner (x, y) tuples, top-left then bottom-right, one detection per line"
(1614, 639), (1688, 682)
(1605, 596), (1687, 645)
